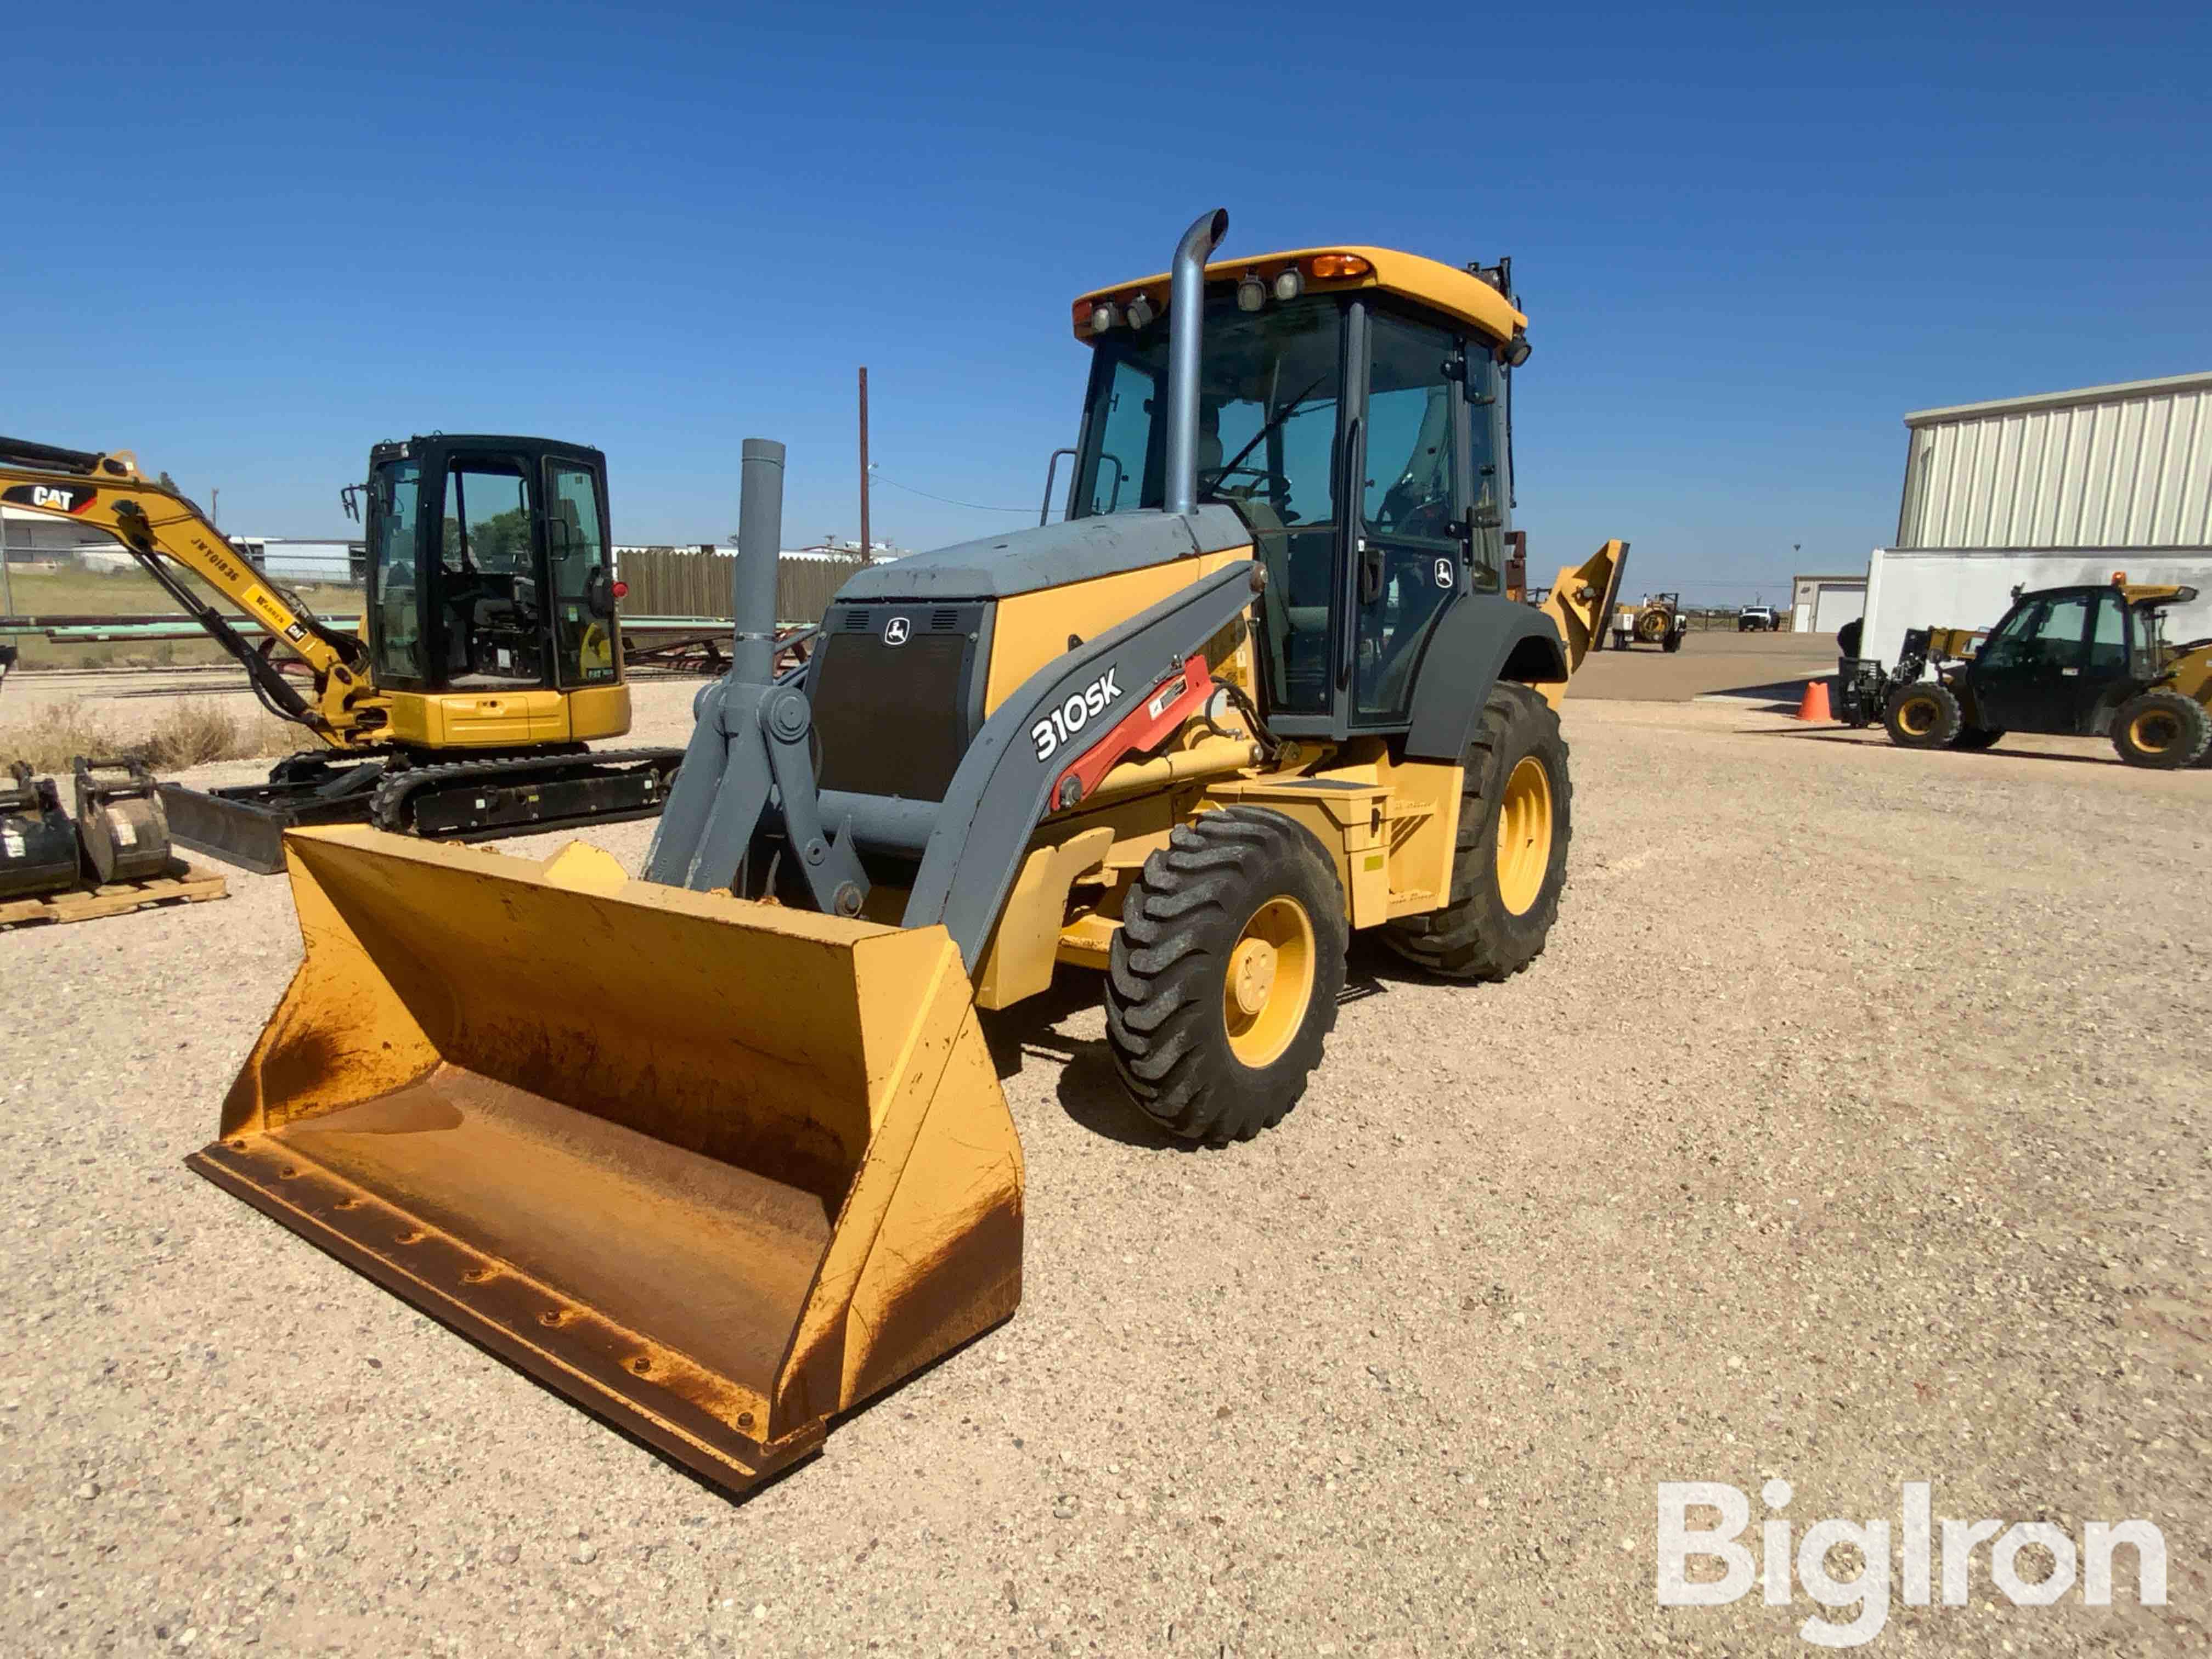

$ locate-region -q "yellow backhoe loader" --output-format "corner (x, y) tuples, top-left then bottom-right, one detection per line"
(191, 211), (1624, 1496)
(0, 436), (681, 872)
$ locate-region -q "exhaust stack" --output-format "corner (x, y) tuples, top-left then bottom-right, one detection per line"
(729, 438), (786, 688)
(1163, 207), (1229, 519)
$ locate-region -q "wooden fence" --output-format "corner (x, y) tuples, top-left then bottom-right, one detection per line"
(613, 546), (866, 627)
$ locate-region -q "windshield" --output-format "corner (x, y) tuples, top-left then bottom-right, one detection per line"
(1071, 295), (1345, 714)
(1071, 293), (1345, 523)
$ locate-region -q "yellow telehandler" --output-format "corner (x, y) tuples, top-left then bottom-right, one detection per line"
(191, 211), (1623, 1495)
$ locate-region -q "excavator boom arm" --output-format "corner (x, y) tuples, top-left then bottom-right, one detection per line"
(0, 438), (383, 745)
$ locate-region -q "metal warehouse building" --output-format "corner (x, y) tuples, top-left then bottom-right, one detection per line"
(1858, 371), (2212, 659)
(1896, 371), (2212, 550)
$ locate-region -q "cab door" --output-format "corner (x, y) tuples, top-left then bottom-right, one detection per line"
(1970, 590), (2108, 733)
(541, 454), (622, 691)
(1346, 307), (1475, 727)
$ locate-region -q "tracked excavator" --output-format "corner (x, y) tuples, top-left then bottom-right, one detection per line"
(0, 436), (681, 871)
(191, 211), (1624, 1496)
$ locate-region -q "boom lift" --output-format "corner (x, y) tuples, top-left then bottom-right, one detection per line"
(0, 436), (682, 871)
(193, 211), (1624, 1496)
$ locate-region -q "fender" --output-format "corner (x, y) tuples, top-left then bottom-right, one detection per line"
(1401, 594), (1568, 761)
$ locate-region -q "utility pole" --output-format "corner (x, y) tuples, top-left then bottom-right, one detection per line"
(856, 366), (871, 564)
(211, 487), (221, 528)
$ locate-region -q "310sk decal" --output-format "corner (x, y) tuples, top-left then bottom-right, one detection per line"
(1030, 669), (1122, 763)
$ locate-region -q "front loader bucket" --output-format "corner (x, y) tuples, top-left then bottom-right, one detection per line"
(187, 826), (1022, 1494)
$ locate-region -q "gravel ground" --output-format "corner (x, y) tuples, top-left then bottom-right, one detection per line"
(4, 691), (2209, 1657)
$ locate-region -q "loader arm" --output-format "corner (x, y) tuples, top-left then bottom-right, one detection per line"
(903, 560), (1263, 970)
(0, 437), (385, 746)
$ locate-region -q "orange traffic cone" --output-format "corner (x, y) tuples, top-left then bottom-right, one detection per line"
(1795, 679), (1832, 721)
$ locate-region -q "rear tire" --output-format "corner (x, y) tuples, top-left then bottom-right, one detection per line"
(1953, 725), (2004, 752)
(1382, 683), (1571, 982)
(2111, 690), (2211, 769)
(1884, 682), (1961, 749)
(1105, 807), (1348, 1146)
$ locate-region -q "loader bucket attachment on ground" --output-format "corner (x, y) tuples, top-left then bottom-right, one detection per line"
(187, 826), (1022, 1495)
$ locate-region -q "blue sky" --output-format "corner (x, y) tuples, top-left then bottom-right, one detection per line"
(7, 2), (2205, 602)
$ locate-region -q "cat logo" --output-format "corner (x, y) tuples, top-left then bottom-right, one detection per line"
(882, 615), (912, 646)
(2, 483), (94, 516)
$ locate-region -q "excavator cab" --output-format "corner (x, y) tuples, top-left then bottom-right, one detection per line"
(360, 436), (631, 748)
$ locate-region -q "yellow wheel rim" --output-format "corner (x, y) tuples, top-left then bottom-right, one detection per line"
(1898, 697), (1936, 735)
(1221, 896), (1316, 1069)
(1494, 755), (1555, 917)
(2130, 710), (2178, 753)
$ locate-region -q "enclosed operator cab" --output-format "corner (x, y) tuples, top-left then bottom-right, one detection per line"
(1064, 247), (1531, 739)
(363, 434), (633, 749)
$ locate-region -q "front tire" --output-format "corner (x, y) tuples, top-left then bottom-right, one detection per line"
(1884, 682), (1961, 749)
(2111, 690), (2211, 769)
(1382, 683), (1571, 982)
(1105, 808), (1348, 1145)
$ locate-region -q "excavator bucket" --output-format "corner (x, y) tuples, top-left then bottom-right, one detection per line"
(187, 826), (1022, 1494)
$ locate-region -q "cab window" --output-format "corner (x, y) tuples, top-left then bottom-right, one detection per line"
(1071, 294), (1346, 714)
(369, 459), (424, 684)
(547, 464), (618, 686)
(1980, 594), (2090, 672)
(2087, 591), (2128, 674)
(440, 459), (539, 685)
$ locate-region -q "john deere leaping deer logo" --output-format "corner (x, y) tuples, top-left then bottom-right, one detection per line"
(882, 616), (911, 646)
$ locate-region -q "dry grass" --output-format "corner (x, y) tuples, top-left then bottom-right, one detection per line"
(0, 698), (300, 774)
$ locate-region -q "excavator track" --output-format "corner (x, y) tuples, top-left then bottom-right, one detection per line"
(368, 747), (686, 842)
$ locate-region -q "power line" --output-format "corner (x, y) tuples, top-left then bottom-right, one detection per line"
(865, 467), (1030, 515)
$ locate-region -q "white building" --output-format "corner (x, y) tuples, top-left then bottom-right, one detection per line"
(1791, 573), (1866, 635)
(1857, 372), (2212, 658)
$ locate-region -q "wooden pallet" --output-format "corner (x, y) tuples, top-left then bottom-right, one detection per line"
(0, 859), (229, 930)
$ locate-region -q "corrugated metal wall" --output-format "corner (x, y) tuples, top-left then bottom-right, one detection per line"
(612, 546), (865, 624)
(1897, 374), (2212, 549)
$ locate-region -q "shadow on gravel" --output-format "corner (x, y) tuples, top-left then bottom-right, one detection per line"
(976, 942), (1404, 1149)
(1739, 726), (2126, 766)
(1054, 1048), (1194, 1151)
(1698, 677), (1819, 710)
